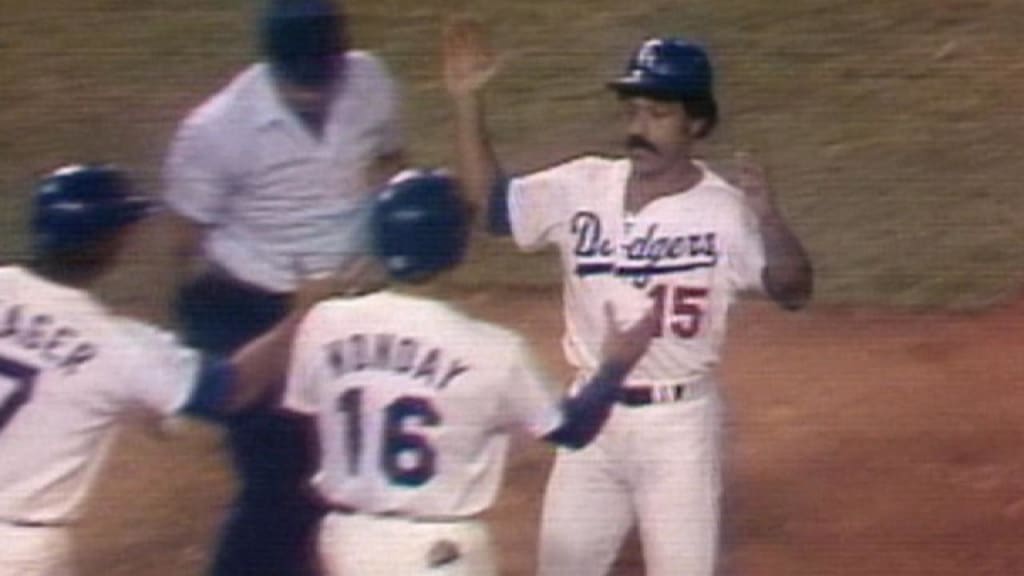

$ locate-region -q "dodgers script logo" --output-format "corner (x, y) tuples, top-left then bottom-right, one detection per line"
(570, 211), (718, 288)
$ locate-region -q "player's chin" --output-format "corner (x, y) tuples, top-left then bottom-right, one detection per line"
(627, 150), (663, 175)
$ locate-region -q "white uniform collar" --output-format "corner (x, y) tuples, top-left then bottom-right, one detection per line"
(252, 64), (294, 131)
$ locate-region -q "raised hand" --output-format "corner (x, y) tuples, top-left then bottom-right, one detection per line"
(731, 151), (777, 219)
(442, 15), (500, 98)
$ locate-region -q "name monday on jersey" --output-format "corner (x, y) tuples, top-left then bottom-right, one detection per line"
(324, 333), (470, 390)
(572, 212), (718, 284)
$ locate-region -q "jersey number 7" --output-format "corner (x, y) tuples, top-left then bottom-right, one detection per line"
(648, 285), (709, 338)
(0, 356), (40, 433)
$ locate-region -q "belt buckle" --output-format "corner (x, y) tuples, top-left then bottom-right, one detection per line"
(617, 383), (687, 407)
(651, 383), (686, 404)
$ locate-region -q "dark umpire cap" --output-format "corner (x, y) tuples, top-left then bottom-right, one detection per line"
(262, 0), (343, 87)
(608, 38), (714, 100)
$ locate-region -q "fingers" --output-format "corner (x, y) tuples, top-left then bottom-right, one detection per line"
(603, 301), (656, 338)
(732, 150), (769, 185)
(444, 15), (482, 47)
(441, 15), (499, 94)
(600, 302), (656, 371)
(602, 301), (618, 329)
(628, 306), (659, 341)
(734, 149), (754, 166)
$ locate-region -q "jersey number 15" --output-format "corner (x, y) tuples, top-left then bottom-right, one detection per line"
(648, 285), (709, 338)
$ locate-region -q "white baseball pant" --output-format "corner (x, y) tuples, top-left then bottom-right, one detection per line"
(0, 523), (74, 576)
(318, 511), (499, 575)
(537, 383), (724, 576)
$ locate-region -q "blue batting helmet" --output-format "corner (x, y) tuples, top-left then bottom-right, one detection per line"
(372, 170), (469, 282)
(31, 165), (152, 257)
(608, 38), (714, 100)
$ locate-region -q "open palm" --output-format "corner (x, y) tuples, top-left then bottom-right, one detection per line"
(442, 16), (500, 97)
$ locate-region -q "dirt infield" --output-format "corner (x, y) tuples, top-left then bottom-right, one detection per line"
(76, 289), (1024, 575)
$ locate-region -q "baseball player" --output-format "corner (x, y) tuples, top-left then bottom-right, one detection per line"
(162, 1), (405, 574)
(0, 164), (353, 576)
(443, 20), (814, 576)
(279, 171), (656, 575)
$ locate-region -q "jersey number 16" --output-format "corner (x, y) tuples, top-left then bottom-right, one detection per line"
(337, 388), (441, 487)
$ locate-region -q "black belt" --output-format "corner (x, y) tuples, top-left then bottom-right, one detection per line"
(617, 384), (687, 406)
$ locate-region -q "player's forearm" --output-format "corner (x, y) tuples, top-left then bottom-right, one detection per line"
(181, 305), (302, 418)
(544, 362), (629, 449)
(222, 271), (359, 412)
(758, 210), (813, 310)
(222, 308), (306, 412)
(162, 212), (205, 288)
(452, 95), (503, 222)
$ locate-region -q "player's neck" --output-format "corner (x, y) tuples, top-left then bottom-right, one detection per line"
(625, 158), (702, 213)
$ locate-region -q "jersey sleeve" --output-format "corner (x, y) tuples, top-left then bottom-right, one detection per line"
(726, 200), (767, 293)
(113, 319), (201, 416)
(506, 158), (588, 251)
(346, 52), (403, 160)
(282, 307), (327, 415)
(497, 336), (564, 438)
(162, 114), (232, 225)
(367, 56), (404, 158)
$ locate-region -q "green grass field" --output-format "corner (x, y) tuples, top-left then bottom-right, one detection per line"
(2, 0), (1023, 309)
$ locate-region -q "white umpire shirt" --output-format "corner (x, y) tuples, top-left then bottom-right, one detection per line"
(163, 51), (402, 293)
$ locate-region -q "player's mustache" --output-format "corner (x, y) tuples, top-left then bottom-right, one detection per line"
(625, 136), (658, 154)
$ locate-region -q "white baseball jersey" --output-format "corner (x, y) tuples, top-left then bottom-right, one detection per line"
(164, 51), (403, 293)
(283, 291), (563, 518)
(508, 156), (765, 384)
(0, 267), (199, 525)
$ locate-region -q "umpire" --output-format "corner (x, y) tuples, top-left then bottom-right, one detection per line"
(162, 1), (404, 575)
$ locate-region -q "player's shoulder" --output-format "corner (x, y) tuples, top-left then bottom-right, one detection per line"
(690, 161), (749, 209)
(341, 50), (395, 91)
(332, 291), (520, 343)
(108, 317), (178, 346)
(1, 266), (104, 313)
(344, 50), (391, 75)
(300, 291), (415, 333)
(554, 154), (624, 176)
(180, 63), (267, 130)
(0, 266), (129, 347)
(456, 308), (524, 347)
(518, 154), (626, 185)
